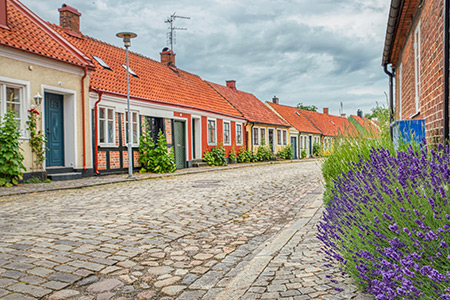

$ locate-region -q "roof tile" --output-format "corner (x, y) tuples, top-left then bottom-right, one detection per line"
(267, 102), (321, 134)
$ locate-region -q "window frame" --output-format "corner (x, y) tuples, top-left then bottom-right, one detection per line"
(125, 110), (140, 146)
(207, 118), (217, 145)
(0, 78), (30, 139)
(282, 129), (287, 145)
(98, 106), (116, 146)
(223, 121), (231, 146)
(398, 63), (403, 119)
(253, 127), (259, 146)
(236, 123), (243, 146)
(414, 21), (421, 114)
(277, 129), (282, 145)
(260, 128), (266, 146)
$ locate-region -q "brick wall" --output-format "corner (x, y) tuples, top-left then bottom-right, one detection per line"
(396, 0), (448, 144)
(165, 119), (172, 144)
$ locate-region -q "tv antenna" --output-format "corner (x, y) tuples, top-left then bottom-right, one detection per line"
(165, 12), (190, 52)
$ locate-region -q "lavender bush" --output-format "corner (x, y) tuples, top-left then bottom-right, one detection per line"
(318, 144), (450, 299)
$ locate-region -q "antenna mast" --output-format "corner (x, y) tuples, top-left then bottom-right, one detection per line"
(165, 12), (190, 52)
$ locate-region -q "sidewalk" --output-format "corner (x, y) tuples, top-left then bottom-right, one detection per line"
(0, 160), (310, 198)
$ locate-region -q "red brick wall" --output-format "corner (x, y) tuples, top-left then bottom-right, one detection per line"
(110, 151), (121, 169)
(98, 151), (107, 170)
(165, 119), (172, 144)
(395, 0), (447, 143)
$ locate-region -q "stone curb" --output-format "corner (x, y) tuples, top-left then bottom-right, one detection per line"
(0, 159), (317, 198)
(214, 191), (323, 300)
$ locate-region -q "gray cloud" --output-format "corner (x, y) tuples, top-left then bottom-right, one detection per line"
(21, 0), (390, 116)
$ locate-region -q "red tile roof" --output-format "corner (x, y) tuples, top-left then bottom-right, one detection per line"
(266, 102), (321, 134)
(0, 0), (93, 68)
(299, 109), (356, 137)
(208, 82), (289, 127)
(51, 26), (243, 118)
(350, 115), (380, 137)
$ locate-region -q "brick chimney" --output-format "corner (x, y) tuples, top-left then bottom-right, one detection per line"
(160, 48), (176, 66)
(323, 108), (329, 115)
(226, 80), (236, 90)
(59, 4), (81, 33)
(272, 96), (279, 104)
(0, 0), (7, 29)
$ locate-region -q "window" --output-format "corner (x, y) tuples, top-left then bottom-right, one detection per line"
(99, 106), (115, 144)
(277, 129), (282, 145)
(236, 123), (243, 145)
(260, 128), (266, 146)
(122, 65), (138, 78)
(223, 121), (231, 145)
(125, 111), (139, 145)
(398, 64), (402, 119)
(300, 135), (303, 149)
(93, 56), (111, 70)
(0, 83), (26, 136)
(282, 130), (287, 145)
(253, 127), (259, 145)
(414, 22), (421, 113)
(208, 119), (216, 144)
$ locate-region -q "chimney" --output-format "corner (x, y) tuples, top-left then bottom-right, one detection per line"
(59, 4), (81, 33)
(357, 109), (363, 118)
(272, 96), (279, 104)
(0, 0), (7, 29)
(160, 48), (176, 66)
(226, 80), (236, 90)
(323, 108), (329, 115)
(341, 113), (346, 118)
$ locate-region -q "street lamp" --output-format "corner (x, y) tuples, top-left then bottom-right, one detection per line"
(116, 31), (137, 177)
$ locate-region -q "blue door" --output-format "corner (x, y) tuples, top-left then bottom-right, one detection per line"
(45, 93), (64, 166)
(309, 136), (312, 156)
(290, 136), (297, 159)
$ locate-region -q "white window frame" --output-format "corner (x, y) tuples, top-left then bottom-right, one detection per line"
(236, 123), (243, 146)
(223, 121), (231, 146)
(282, 129), (287, 145)
(260, 128), (266, 146)
(253, 126), (259, 146)
(277, 129), (282, 145)
(125, 110), (140, 146)
(414, 21), (421, 114)
(0, 78), (30, 139)
(98, 106), (116, 146)
(398, 63), (403, 119)
(207, 118), (217, 145)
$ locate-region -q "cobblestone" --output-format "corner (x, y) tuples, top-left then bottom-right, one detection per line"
(0, 161), (373, 299)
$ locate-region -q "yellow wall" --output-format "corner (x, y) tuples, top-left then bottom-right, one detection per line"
(0, 54), (91, 172)
(245, 123), (290, 154)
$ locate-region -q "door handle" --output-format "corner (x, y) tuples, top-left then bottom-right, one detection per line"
(46, 128), (51, 135)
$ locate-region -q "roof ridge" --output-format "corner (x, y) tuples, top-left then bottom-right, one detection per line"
(298, 109), (323, 135)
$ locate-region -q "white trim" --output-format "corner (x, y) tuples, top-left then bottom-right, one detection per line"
(282, 129), (288, 145)
(235, 122), (243, 146)
(267, 127), (275, 149)
(414, 21), (421, 114)
(98, 105), (116, 147)
(125, 109), (140, 146)
(41, 85), (78, 169)
(259, 127), (266, 146)
(0, 76), (31, 139)
(192, 115), (202, 159)
(223, 121), (231, 146)
(0, 47), (85, 76)
(277, 128), (282, 145)
(207, 118), (217, 146)
(398, 63), (403, 119)
(252, 126), (260, 146)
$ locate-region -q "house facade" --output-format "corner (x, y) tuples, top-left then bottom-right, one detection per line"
(0, 0), (95, 179)
(382, 0), (449, 143)
(52, 5), (245, 173)
(208, 81), (290, 154)
(266, 100), (322, 158)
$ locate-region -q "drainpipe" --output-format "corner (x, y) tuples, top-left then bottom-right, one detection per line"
(93, 90), (103, 175)
(81, 67), (88, 171)
(383, 63), (395, 139)
(444, 0), (449, 144)
(250, 123), (254, 153)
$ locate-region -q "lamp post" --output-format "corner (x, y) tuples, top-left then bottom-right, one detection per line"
(116, 32), (137, 177)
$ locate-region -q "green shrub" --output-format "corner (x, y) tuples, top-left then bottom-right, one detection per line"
(203, 145), (227, 166)
(0, 108), (26, 187)
(312, 143), (321, 157)
(237, 148), (257, 163)
(139, 125), (176, 173)
(228, 147), (237, 163)
(300, 150), (307, 159)
(26, 109), (46, 168)
(278, 145), (293, 159)
(256, 145), (274, 161)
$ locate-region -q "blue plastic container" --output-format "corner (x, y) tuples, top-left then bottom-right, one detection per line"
(393, 119), (425, 147)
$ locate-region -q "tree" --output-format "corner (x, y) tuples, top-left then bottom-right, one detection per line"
(297, 102), (318, 112)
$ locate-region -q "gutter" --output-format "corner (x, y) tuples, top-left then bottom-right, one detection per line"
(383, 63), (395, 139)
(81, 67), (88, 171)
(444, 0), (450, 143)
(382, 0), (403, 65)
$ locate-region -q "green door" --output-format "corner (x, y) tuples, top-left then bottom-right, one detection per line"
(45, 93), (64, 166)
(174, 121), (186, 169)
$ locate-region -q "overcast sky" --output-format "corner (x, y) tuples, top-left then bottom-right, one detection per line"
(22, 0), (390, 116)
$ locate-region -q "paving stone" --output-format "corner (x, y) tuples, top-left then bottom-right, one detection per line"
(181, 273), (199, 285)
(48, 289), (81, 300)
(2, 293), (36, 300)
(28, 267), (54, 277)
(87, 279), (124, 293)
(48, 272), (81, 283)
(8, 282), (52, 298)
(77, 276), (99, 286)
(161, 285), (186, 296)
(96, 292), (115, 300)
(21, 275), (46, 285)
(189, 271), (223, 289)
(136, 290), (156, 299)
(154, 276), (181, 288)
(0, 278), (17, 288)
(177, 290), (207, 300)
(3, 262), (34, 271)
(2, 270), (25, 279)
(43, 280), (71, 290)
(0, 288), (8, 297)
(146, 266), (174, 276)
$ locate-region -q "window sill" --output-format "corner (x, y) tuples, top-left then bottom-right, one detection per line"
(98, 143), (117, 148)
(410, 110), (420, 118)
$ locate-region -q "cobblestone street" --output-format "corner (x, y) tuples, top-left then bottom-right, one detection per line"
(0, 161), (371, 300)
